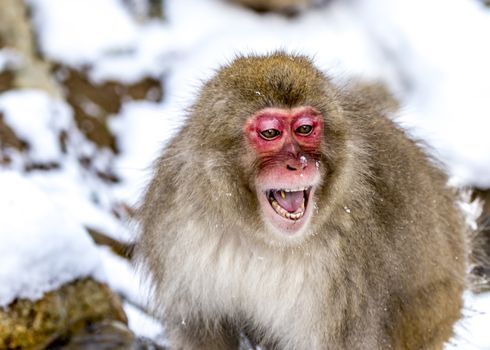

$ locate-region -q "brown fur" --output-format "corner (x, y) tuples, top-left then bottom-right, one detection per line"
(134, 53), (467, 350)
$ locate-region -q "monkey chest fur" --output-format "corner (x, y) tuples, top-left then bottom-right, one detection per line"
(159, 222), (383, 350)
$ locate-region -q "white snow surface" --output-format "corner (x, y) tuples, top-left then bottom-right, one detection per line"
(27, 0), (138, 68)
(109, 100), (182, 204)
(0, 0), (489, 347)
(0, 89), (70, 162)
(448, 292), (490, 349)
(0, 48), (21, 72)
(0, 170), (102, 306)
(356, 0), (490, 187)
(0, 91), (136, 307)
(124, 301), (166, 343)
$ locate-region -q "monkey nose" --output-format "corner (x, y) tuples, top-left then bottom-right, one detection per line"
(286, 158), (307, 171)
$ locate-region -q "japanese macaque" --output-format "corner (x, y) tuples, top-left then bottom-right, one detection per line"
(135, 53), (467, 350)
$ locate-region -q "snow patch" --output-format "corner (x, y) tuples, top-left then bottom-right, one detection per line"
(0, 48), (21, 72)
(109, 100), (184, 204)
(124, 302), (166, 343)
(28, 0), (138, 67)
(0, 170), (102, 306)
(354, 0), (490, 187)
(0, 89), (71, 162)
(446, 292), (490, 350)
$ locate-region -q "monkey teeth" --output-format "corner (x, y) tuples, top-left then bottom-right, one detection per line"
(267, 187), (310, 221)
(271, 199), (305, 220)
(282, 187), (309, 192)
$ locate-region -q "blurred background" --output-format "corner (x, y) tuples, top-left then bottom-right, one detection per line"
(0, 0), (489, 349)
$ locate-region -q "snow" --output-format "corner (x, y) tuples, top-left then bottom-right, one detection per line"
(0, 91), (135, 307)
(28, 0), (172, 83)
(109, 100), (181, 204)
(0, 90), (70, 162)
(89, 22), (175, 84)
(0, 170), (102, 306)
(27, 0), (138, 68)
(355, 0), (490, 187)
(0, 48), (21, 72)
(448, 292), (490, 349)
(124, 301), (166, 342)
(26, 162), (131, 241)
(0, 0), (489, 347)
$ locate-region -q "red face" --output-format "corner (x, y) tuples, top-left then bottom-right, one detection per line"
(244, 106), (324, 235)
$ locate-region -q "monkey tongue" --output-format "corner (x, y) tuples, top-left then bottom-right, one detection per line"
(272, 190), (305, 213)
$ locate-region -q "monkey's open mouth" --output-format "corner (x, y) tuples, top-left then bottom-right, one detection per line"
(266, 187), (311, 221)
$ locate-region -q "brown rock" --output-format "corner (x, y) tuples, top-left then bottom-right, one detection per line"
(474, 188), (490, 218)
(0, 111), (29, 152)
(0, 278), (127, 350)
(0, 111), (29, 164)
(0, 70), (15, 93)
(48, 320), (168, 350)
(470, 188), (490, 292)
(86, 227), (135, 260)
(52, 65), (163, 153)
(0, 110), (63, 171)
(230, 0), (328, 15)
(0, 0), (62, 97)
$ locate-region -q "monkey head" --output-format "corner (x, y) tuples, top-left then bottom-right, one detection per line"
(189, 53), (350, 246)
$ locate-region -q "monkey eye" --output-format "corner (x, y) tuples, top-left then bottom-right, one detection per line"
(295, 125), (313, 135)
(260, 128), (281, 140)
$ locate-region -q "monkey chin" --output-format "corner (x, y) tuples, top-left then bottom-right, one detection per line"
(257, 184), (317, 243)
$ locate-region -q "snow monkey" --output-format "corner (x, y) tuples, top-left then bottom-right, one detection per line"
(135, 53), (467, 350)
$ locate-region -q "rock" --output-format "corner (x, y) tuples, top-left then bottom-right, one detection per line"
(0, 0), (62, 97)
(122, 0), (165, 21)
(0, 111), (29, 164)
(230, 0), (328, 15)
(86, 227), (135, 260)
(0, 70), (15, 93)
(0, 278), (127, 350)
(470, 189), (490, 292)
(474, 188), (490, 218)
(48, 320), (167, 350)
(52, 65), (163, 154)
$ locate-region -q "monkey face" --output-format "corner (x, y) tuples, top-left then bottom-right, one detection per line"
(244, 106), (324, 236)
